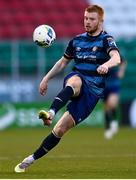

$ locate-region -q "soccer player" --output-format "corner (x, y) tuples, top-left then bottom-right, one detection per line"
(104, 57), (126, 139)
(14, 5), (121, 172)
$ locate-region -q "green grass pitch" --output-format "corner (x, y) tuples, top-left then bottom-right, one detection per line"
(0, 126), (136, 178)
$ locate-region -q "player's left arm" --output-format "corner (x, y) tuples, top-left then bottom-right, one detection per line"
(97, 50), (121, 74)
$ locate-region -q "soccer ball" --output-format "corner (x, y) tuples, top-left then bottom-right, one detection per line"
(33, 24), (56, 47)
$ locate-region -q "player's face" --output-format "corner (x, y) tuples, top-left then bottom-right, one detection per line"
(84, 11), (102, 35)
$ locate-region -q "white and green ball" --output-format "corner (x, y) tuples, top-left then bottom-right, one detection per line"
(33, 24), (56, 47)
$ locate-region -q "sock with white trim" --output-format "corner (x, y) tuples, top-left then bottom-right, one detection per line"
(50, 86), (74, 114)
(33, 132), (61, 160)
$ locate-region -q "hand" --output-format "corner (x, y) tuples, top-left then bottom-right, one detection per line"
(39, 78), (48, 96)
(97, 64), (109, 74)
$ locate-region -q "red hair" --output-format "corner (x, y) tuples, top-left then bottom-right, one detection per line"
(85, 5), (104, 21)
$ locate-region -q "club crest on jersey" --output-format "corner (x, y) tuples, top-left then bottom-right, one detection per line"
(92, 46), (98, 52)
(76, 47), (81, 51)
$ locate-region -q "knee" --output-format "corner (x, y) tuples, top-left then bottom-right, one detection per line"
(66, 77), (82, 96)
(105, 103), (116, 111)
(53, 125), (67, 137)
(109, 100), (118, 109)
(105, 96), (119, 110)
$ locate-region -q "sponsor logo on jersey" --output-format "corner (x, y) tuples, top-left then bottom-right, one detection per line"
(76, 47), (81, 51)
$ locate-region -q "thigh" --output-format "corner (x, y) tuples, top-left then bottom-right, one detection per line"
(64, 72), (82, 97)
(53, 111), (75, 137)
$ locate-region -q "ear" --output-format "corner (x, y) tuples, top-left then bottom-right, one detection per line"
(98, 21), (104, 31)
(99, 20), (103, 27)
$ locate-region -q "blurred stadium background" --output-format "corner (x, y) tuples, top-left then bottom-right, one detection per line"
(0, 0), (136, 178)
(0, 0), (136, 129)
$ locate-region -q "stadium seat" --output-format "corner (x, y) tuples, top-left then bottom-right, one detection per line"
(0, 0), (89, 39)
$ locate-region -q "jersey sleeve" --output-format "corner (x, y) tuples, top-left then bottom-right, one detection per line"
(103, 35), (119, 54)
(64, 39), (74, 59)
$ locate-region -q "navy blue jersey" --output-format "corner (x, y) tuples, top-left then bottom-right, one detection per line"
(64, 31), (119, 97)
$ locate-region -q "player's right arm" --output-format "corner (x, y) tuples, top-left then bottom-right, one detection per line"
(39, 56), (71, 96)
(39, 39), (74, 96)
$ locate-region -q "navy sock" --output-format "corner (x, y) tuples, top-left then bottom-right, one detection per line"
(33, 132), (61, 160)
(50, 86), (74, 113)
(105, 110), (112, 129)
(105, 108), (117, 129)
(112, 108), (117, 120)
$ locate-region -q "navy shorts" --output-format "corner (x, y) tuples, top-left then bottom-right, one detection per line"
(103, 83), (120, 101)
(63, 72), (99, 125)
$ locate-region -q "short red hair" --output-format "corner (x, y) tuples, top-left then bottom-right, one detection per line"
(85, 5), (104, 21)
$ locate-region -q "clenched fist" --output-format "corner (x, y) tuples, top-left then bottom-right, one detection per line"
(97, 64), (109, 74)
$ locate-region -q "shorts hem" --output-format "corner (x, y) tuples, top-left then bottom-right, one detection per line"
(67, 110), (76, 126)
